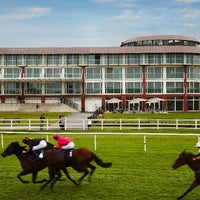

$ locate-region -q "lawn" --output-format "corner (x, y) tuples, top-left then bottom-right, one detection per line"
(0, 133), (200, 200)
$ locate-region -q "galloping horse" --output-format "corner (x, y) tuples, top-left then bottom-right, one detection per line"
(1, 142), (78, 189)
(1, 141), (112, 190)
(172, 151), (200, 199)
(41, 147), (112, 189)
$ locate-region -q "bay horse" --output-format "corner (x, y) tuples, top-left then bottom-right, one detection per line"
(41, 147), (112, 190)
(172, 151), (200, 199)
(1, 142), (78, 189)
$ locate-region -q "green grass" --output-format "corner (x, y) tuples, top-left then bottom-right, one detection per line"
(0, 133), (200, 200)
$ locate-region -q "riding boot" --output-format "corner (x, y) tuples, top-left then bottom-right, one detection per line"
(32, 150), (40, 161)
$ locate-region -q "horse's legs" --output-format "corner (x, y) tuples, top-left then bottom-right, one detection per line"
(40, 169), (56, 191)
(50, 171), (62, 190)
(17, 171), (30, 184)
(87, 164), (96, 182)
(177, 179), (199, 200)
(62, 168), (78, 186)
(32, 172), (47, 183)
(77, 168), (89, 185)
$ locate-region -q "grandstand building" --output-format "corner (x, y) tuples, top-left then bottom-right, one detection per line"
(0, 35), (200, 112)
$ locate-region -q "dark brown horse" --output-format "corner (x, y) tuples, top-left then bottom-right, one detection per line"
(1, 142), (112, 190)
(41, 148), (112, 190)
(1, 142), (78, 190)
(172, 151), (200, 199)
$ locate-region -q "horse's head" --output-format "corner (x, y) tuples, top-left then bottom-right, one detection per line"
(172, 151), (192, 169)
(1, 142), (26, 157)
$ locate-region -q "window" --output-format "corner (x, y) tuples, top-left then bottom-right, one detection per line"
(105, 82), (122, 93)
(64, 82), (81, 94)
(187, 67), (200, 79)
(45, 82), (61, 94)
(64, 68), (81, 78)
(85, 82), (102, 93)
(4, 82), (20, 94)
(24, 83), (42, 94)
(125, 67), (142, 78)
(148, 54), (162, 64)
(47, 55), (62, 65)
(44, 68), (61, 78)
(105, 67), (122, 79)
(125, 82), (142, 93)
(166, 54), (183, 64)
(166, 82), (183, 93)
(26, 55), (43, 65)
(65, 55), (79, 65)
(166, 67), (183, 78)
(4, 68), (20, 78)
(85, 68), (101, 79)
(146, 82), (163, 93)
(126, 54), (140, 64)
(187, 82), (200, 93)
(24, 68), (42, 78)
(108, 55), (119, 65)
(146, 67), (162, 79)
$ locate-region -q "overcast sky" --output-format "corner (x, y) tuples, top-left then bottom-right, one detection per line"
(0, 0), (200, 47)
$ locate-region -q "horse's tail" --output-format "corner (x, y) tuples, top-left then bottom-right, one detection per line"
(91, 152), (112, 168)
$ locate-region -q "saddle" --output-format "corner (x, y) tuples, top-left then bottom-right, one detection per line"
(30, 149), (45, 161)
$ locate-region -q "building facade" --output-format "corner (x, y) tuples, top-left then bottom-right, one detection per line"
(0, 35), (200, 112)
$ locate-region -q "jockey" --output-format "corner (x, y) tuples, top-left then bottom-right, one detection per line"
(22, 137), (47, 160)
(52, 134), (75, 150)
(52, 134), (82, 170)
(192, 141), (200, 161)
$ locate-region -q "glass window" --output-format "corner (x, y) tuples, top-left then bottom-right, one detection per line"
(193, 55), (200, 65)
(26, 55), (43, 65)
(166, 67), (183, 78)
(105, 67), (122, 79)
(64, 68), (81, 78)
(65, 55), (79, 65)
(125, 67), (142, 78)
(4, 68), (20, 78)
(24, 68), (42, 78)
(24, 83), (42, 94)
(186, 54), (193, 64)
(4, 82), (20, 94)
(105, 82), (122, 93)
(47, 55), (62, 65)
(44, 68), (61, 78)
(85, 82), (102, 93)
(148, 54), (162, 64)
(187, 82), (200, 93)
(146, 82), (163, 93)
(166, 82), (183, 93)
(6, 55), (17, 65)
(146, 67), (162, 79)
(64, 82), (81, 94)
(166, 54), (183, 64)
(85, 68), (101, 79)
(126, 54), (140, 64)
(187, 67), (200, 79)
(125, 82), (142, 93)
(45, 82), (61, 94)
(108, 55), (119, 65)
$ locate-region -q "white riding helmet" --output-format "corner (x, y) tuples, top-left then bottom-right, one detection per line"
(196, 141), (200, 148)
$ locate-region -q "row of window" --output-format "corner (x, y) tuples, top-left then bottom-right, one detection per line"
(1, 81), (200, 94)
(1, 53), (200, 65)
(1, 66), (200, 79)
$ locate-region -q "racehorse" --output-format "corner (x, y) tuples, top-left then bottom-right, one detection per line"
(41, 147), (112, 189)
(172, 151), (200, 199)
(1, 142), (78, 189)
(1, 141), (112, 190)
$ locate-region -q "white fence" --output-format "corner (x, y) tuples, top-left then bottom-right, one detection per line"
(0, 118), (200, 130)
(1, 132), (200, 152)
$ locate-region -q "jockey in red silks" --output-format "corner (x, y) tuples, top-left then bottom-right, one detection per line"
(52, 134), (75, 150)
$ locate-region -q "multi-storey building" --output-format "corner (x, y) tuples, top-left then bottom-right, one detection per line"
(0, 35), (200, 112)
